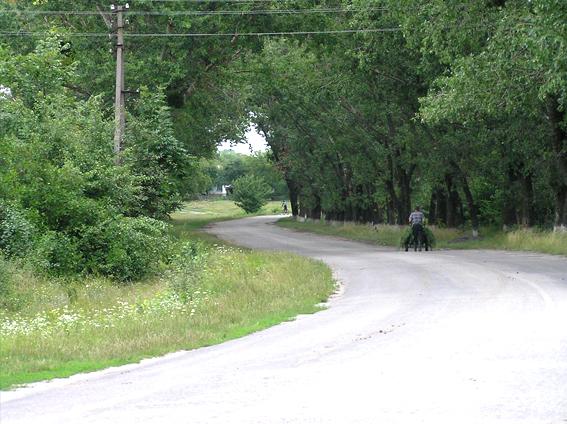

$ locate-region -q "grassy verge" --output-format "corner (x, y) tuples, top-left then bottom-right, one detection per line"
(277, 218), (567, 256)
(0, 200), (334, 390)
(170, 199), (283, 241)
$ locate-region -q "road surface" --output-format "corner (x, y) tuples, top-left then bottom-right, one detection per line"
(2, 216), (567, 423)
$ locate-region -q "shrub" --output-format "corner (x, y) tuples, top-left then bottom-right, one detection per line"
(232, 175), (273, 214)
(80, 216), (171, 281)
(0, 201), (36, 258)
(32, 231), (84, 276)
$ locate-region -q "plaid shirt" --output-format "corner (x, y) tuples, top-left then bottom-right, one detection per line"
(409, 211), (425, 225)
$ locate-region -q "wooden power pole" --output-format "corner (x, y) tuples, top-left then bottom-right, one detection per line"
(111, 3), (129, 162)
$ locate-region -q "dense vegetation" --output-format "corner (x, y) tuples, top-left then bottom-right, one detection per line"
(1, 1), (565, 274)
(202, 150), (288, 199)
(0, 39), (197, 280)
(238, 1), (567, 233)
(232, 174), (274, 213)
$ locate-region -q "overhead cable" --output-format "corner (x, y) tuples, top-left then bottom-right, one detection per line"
(0, 7), (387, 16)
(0, 28), (401, 37)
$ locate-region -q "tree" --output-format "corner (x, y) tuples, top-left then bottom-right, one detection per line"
(232, 175), (273, 214)
(399, 0), (567, 230)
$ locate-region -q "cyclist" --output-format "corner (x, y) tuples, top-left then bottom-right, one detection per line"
(408, 205), (425, 227)
(408, 205), (425, 246)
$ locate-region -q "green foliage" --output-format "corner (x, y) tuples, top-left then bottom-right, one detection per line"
(203, 150), (287, 199)
(232, 175), (273, 214)
(237, 3), (566, 229)
(0, 39), (193, 281)
(0, 201), (36, 258)
(125, 88), (194, 218)
(80, 216), (171, 282)
(32, 231), (84, 276)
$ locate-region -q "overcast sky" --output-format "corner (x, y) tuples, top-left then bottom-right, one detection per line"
(218, 126), (267, 155)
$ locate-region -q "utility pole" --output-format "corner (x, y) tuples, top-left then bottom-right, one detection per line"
(111, 2), (129, 163)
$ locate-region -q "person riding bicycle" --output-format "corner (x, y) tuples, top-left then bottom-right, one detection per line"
(408, 205), (425, 241)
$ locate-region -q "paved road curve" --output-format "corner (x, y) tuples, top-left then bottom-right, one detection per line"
(2, 216), (567, 424)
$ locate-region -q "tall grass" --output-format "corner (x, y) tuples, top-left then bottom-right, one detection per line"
(277, 218), (567, 256)
(0, 200), (334, 389)
(445, 228), (567, 255)
(278, 219), (465, 247)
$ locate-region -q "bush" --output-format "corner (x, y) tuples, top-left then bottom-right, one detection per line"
(32, 231), (84, 276)
(232, 175), (273, 214)
(0, 201), (36, 258)
(80, 216), (171, 281)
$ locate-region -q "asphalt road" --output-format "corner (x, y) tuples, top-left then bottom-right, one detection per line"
(2, 216), (567, 424)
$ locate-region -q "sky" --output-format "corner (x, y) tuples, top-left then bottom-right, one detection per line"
(218, 126), (268, 155)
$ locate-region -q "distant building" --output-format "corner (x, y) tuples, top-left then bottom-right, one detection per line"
(208, 185), (230, 197)
(0, 85), (12, 99)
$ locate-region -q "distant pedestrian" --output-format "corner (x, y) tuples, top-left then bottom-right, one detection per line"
(282, 200), (289, 214)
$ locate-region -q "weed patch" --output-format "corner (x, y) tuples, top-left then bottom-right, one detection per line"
(0, 200), (333, 389)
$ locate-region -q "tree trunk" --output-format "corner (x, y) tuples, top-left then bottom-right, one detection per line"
(460, 174), (480, 237)
(385, 178), (399, 225)
(436, 189), (447, 225)
(451, 162), (480, 237)
(285, 178), (299, 217)
(299, 201), (307, 219)
(310, 204), (322, 220)
(370, 203), (382, 224)
(445, 174), (461, 228)
(519, 173), (534, 227)
(397, 168), (412, 225)
(502, 168), (517, 230)
(554, 185), (567, 232)
(386, 197), (396, 225)
(428, 191), (438, 225)
(546, 96), (567, 230)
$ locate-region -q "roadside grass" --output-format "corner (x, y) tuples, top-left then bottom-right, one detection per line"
(277, 218), (567, 256)
(277, 218), (464, 247)
(170, 199), (283, 241)
(0, 200), (333, 390)
(172, 199), (282, 228)
(443, 227), (567, 255)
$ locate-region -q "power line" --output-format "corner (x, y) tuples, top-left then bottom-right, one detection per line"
(0, 8), (387, 16)
(136, 0), (314, 2)
(135, 0), (293, 2)
(0, 28), (401, 38)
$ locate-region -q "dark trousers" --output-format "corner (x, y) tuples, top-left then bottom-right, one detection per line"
(412, 223), (423, 241)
